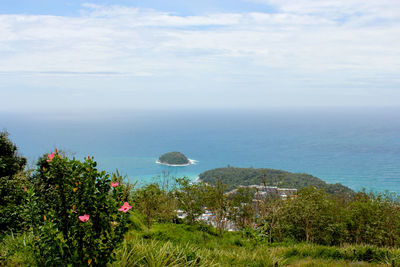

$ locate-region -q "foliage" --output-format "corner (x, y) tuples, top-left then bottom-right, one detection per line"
(346, 191), (400, 247)
(227, 187), (256, 229)
(24, 152), (132, 266)
(0, 131), (27, 233)
(204, 180), (229, 234)
(277, 187), (346, 245)
(255, 187), (400, 248)
(133, 183), (176, 228)
(0, 132), (26, 178)
(199, 166), (354, 196)
(158, 152), (190, 165)
(139, 178), (400, 248)
(173, 178), (207, 224)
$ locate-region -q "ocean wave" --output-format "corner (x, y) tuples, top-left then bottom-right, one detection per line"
(155, 158), (197, 167)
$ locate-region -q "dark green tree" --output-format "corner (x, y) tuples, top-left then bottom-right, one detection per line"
(0, 131), (27, 233)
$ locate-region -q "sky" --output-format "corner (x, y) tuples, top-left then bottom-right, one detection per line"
(0, 0), (399, 112)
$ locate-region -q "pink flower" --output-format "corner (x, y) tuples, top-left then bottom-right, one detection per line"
(72, 210), (77, 214)
(111, 182), (119, 188)
(46, 152), (55, 162)
(118, 202), (132, 213)
(79, 214), (90, 222)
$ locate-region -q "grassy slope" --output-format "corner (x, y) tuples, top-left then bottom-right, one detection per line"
(2, 215), (399, 266)
(110, 214), (399, 266)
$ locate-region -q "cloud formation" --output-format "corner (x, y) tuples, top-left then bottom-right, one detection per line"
(0, 1), (399, 111)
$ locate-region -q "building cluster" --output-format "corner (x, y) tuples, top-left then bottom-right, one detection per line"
(176, 209), (237, 231)
(176, 184), (298, 231)
(227, 185), (297, 200)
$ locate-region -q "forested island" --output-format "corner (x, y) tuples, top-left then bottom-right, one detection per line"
(157, 151), (191, 166)
(199, 166), (354, 196)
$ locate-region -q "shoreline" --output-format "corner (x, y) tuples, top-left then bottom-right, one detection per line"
(156, 159), (197, 167)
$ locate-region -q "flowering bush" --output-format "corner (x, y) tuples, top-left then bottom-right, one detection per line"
(25, 151), (132, 266)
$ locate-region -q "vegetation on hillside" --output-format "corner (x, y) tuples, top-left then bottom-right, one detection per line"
(2, 131), (400, 266)
(199, 166), (354, 195)
(4, 218), (400, 266)
(158, 152), (190, 165)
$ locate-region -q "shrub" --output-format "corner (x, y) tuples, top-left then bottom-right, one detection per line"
(24, 151), (132, 266)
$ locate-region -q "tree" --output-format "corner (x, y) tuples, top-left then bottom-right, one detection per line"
(0, 131), (27, 232)
(0, 132), (26, 178)
(204, 180), (229, 235)
(279, 187), (345, 245)
(347, 191), (400, 246)
(174, 178), (207, 224)
(227, 187), (255, 229)
(133, 183), (175, 228)
(258, 194), (284, 243)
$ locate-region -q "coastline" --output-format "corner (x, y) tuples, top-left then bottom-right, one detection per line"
(156, 159), (197, 167)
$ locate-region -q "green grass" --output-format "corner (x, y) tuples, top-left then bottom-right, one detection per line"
(2, 219), (400, 266)
(0, 232), (35, 266)
(111, 219), (400, 266)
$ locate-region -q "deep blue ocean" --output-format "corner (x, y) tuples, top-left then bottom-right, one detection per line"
(1, 108), (400, 193)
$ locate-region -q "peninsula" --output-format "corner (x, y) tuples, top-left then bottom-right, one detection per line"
(199, 166), (354, 196)
(156, 152), (193, 166)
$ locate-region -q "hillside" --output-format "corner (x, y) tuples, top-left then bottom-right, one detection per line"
(4, 219), (398, 266)
(199, 166), (354, 195)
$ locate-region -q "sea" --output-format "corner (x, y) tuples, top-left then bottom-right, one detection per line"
(1, 107), (400, 193)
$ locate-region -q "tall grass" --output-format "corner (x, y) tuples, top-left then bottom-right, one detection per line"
(3, 223), (400, 266)
(282, 243), (400, 264)
(111, 239), (216, 266)
(112, 222), (400, 266)
(0, 232), (35, 266)
(112, 236), (288, 267)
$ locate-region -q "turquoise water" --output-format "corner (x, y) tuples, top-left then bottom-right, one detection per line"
(1, 108), (400, 193)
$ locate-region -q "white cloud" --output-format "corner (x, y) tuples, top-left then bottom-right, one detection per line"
(249, 0), (400, 20)
(0, 1), (399, 110)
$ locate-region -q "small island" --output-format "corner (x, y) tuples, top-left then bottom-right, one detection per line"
(156, 152), (193, 166)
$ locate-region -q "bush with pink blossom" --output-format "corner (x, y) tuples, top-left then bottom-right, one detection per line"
(24, 151), (132, 266)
